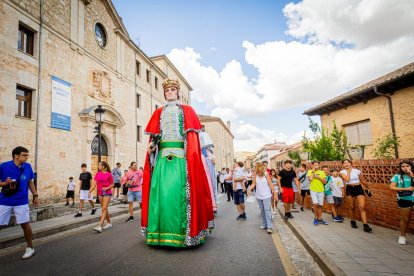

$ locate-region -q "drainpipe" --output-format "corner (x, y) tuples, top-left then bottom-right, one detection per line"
(134, 52), (138, 164)
(34, 0), (44, 188)
(373, 86), (399, 158)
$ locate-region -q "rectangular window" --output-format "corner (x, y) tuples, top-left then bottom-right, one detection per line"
(136, 61), (141, 76)
(136, 93), (141, 108)
(18, 23), (34, 56)
(137, 125), (141, 142)
(343, 120), (372, 145)
(146, 69), (150, 83)
(16, 85), (32, 118)
(154, 76), (158, 90)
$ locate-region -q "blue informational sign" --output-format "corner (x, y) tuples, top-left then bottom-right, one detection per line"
(51, 76), (71, 131)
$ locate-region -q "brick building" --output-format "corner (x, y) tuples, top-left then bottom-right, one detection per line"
(0, 0), (192, 202)
(304, 62), (414, 159)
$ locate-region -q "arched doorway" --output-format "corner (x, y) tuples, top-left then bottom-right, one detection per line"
(91, 134), (109, 176)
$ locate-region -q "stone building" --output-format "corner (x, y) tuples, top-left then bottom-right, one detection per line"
(198, 115), (234, 170)
(0, 0), (192, 202)
(304, 62), (414, 159)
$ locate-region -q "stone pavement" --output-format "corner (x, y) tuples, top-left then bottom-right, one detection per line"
(277, 205), (414, 276)
(0, 202), (138, 250)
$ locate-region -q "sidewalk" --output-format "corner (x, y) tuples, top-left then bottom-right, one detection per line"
(278, 205), (414, 276)
(0, 203), (139, 250)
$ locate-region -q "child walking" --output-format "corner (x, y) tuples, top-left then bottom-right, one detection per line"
(330, 169), (345, 222)
(65, 177), (76, 207)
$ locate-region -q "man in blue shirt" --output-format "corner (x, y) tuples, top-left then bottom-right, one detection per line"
(0, 146), (39, 259)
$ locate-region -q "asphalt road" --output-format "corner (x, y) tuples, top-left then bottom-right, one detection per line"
(0, 193), (286, 276)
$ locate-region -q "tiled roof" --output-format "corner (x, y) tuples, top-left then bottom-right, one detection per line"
(304, 62), (414, 116)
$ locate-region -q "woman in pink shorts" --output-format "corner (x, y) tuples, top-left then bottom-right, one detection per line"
(93, 161), (114, 233)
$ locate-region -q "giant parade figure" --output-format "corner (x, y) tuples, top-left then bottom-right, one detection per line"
(141, 79), (214, 247)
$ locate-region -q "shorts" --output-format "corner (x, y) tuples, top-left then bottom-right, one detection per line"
(281, 187), (294, 203)
(122, 186), (128, 196)
(66, 190), (75, 199)
(127, 191), (142, 203)
(114, 182), (121, 188)
(234, 189), (245, 205)
(346, 185), (365, 197)
(333, 196), (343, 206)
(325, 195), (334, 204)
(397, 199), (414, 208)
(79, 190), (93, 201)
(301, 189), (310, 197)
(0, 204), (30, 225)
(310, 191), (324, 206)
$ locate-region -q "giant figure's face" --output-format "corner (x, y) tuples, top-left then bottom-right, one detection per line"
(164, 86), (179, 102)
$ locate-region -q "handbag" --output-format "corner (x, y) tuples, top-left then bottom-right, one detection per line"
(397, 176), (413, 197)
(2, 166), (24, 197)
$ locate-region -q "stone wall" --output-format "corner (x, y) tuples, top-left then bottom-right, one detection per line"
(297, 159), (414, 232)
(321, 86), (414, 159)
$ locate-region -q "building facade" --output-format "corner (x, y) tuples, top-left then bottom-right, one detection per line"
(0, 0), (192, 202)
(198, 115), (234, 171)
(304, 62), (414, 159)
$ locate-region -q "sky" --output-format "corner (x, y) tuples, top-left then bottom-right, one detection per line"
(113, 0), (414, 152)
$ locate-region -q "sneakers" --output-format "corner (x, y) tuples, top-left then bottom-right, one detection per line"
(286, 212), (294, 219)
(242, 213), (247, 220)
(91, 208), (96, 215)
(93, 225), (103, 233)
(102, 223), (112, 230)
(267, 229), (273, 234)
(319, 219), (328, 225)
(74, 212), (82, 217)
(292, 206), (297, 209)
(65, 202), (69, 206)
(363, 224), (372, 233)
(337, 215), (344, 221)
(398, 236), (407, 245)
(284, 214), (289, 221)
(313, 218), (319, 226)
(272, 210), (277, 215)
(333, 216), (344, 222)
(22, 247), (35, 260)
(260, 225), (267, 229)
(71, 203), (75, 207)
(125, 216), (134, 222)
(236, 214), (243, 220)
(351, 220), (358, 228)
(300, 207), (304, 212)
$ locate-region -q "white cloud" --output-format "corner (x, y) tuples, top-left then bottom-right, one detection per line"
(208, 46), (218, 52)
(167, 0), (414, 152)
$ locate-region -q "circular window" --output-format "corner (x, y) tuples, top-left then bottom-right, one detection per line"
(95, 23), (107, 48)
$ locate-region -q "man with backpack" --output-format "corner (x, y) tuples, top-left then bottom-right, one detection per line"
(298, 164), (310, 211)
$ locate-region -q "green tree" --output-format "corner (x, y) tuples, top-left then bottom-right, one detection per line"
(288, 151), (301, 167)
(302, 118), (349, 161)
(372, 134), (400, 159)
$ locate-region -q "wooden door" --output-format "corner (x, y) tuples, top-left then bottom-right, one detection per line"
(91, 155), (108, 176)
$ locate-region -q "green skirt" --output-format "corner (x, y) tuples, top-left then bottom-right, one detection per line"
(146, 150), (188, 247)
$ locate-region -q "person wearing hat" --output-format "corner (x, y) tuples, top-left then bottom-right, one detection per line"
(141, 79), (214, 247)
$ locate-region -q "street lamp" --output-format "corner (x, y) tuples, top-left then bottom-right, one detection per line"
(94, 105), (105, 163)
(94, 105), (105, 204)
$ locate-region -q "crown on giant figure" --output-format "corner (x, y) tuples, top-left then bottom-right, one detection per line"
(162, 79), (180, 90)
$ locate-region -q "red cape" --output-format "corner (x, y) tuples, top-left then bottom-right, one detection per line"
(141, 105), (214, 245)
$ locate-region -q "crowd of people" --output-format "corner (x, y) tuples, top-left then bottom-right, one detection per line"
(0, 145), (413, 260)
(216, 158), (414, 245)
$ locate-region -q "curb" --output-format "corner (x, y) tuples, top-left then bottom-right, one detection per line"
(0, 206), (140, 250)
(277, 206), (346, 276)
